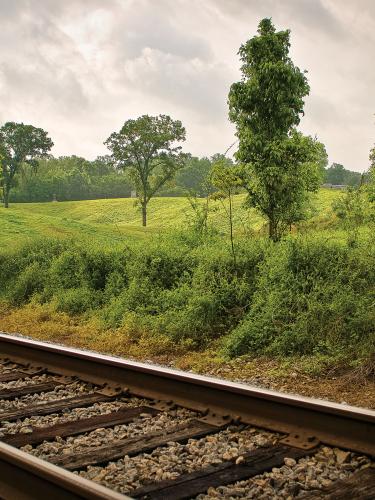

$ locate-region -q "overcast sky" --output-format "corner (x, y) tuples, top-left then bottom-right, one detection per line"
(0, 0), (374, 172)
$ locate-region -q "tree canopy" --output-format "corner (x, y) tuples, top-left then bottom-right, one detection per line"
(105, 114), (186, 226)
(228, 18), (325, 240)
(0, 122), (53, 208)
(324, 162), (362, 186)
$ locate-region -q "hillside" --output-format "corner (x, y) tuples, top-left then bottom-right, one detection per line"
(0, 188), (341, 246)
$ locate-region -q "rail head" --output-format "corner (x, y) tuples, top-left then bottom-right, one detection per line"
(1, 332), (374, 456)
(0, 441), (128, 500)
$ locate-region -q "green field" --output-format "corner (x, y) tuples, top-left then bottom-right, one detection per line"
(0, 188), (341, 246)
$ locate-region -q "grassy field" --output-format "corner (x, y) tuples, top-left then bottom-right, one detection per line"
(0, 188), (341, 247)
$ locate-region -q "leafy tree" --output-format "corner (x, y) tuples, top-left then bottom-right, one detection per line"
(333, 183), (368, 246)
(11, 155), (132, 202)
(228, 18), (324, 241)
(176, 156), (213, 196)
(105, 115), (186, 226)
(325, 163), (345, 184)
(324, 162), (361, 186)
(0, 122), (53, 208)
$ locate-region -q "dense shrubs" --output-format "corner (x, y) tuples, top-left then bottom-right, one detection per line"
(0, 232), (374, 361)
(224, 236), (375, 359)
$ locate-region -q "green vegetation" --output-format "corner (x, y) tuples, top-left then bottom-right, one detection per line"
(324, 163), (363, 186)
(0, 189), (340, 248)
(228, 18), (326, 241)
(9, 156), (132, 203)
(0, 17), (373, 379)
(105, 114), (186, 226)
(0, 210), (373, 369)
(0, 121), (53, 208)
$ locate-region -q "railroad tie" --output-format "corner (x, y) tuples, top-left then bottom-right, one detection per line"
(0, 392), (117, 423)
(0, 370), (43, 383)
(50, 419), (224, 470)
(0, 380), (64, 400)
(301, 466), (375, 499)
(131, 445), (314, 500)
(1, 405), (159, 447)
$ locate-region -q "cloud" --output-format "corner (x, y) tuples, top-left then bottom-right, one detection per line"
(0, 0), (373, 170)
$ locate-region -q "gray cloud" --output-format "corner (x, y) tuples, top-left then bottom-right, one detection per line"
(0, 0), (373, 171)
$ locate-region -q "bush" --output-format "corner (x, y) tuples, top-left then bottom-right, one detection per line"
(54, 287), (100, 315)
(224, 235), (375, 358)
(1, 232), (373, 365)
(7, 262), (45, 306)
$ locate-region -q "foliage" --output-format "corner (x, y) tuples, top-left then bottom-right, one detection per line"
(224, 235), (375, 359)
(210, 155), (242, 263)
(10, 156), (132, 203)
(0, 122), (53, 208)
(105, 114), (186, 226)
(174, 156), (214, 197)
(324, 163), (362, 186)
(228, 18), (326, 240)
(333, 185), (371, 245)
(1, 228), (373, 367)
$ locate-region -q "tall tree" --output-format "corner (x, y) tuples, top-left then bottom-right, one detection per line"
(228, 18), (324, 241)
(0, 122), (53, 208)
(105, 115), (186, 226)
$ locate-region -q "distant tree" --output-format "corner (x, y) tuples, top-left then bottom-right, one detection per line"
(105, 115), (186, 226)
(176, 156), (213, 196)
(324, 163), (362, 186)
(325, 163), (345, 185)
(228, 18), (323, 241)
(0, 122), (53, 208)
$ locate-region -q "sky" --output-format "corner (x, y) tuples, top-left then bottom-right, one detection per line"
(0, 0), (374, 172)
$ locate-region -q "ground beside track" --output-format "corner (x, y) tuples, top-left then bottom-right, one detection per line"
(0, 306), (374, 410)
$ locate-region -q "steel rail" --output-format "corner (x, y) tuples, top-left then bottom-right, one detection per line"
(1, 332), (374, 457)
(0, 441), (128, 500)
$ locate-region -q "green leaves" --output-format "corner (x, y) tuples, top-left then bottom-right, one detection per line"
(228, 18), (324, 240)
(0, 121), (53, 207)
(105, 114), (186, 225)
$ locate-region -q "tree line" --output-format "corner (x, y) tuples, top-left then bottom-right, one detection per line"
(1, 18), (374, 239)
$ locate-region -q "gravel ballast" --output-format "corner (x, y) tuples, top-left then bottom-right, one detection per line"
(195, 447), (373, 499)
(0, 380), (96, 413)
(77, 426), (277, 495)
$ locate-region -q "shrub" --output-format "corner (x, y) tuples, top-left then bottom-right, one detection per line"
(224, 235), (375, 358)
(7, 262), (45, 306)
(54, 287), (100, 315)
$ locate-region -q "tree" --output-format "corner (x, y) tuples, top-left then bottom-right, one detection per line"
(210, 155), (241, 264)
(0, 122), (53, 208)
(105, 115), (186, 226)
(176, 156), (213, 196)
(228, 18), (324, 241)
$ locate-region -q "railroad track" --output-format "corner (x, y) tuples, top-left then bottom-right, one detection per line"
(0, 332), (374, 499)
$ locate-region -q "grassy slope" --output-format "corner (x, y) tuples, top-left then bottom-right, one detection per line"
(0, 188), (341, 247)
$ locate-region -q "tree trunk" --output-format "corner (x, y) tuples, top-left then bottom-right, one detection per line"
(3, 184), (9, 209)
(142, 203), (147, 227)
(268, 216), (278, 242)
(228, 191), (236, 266)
